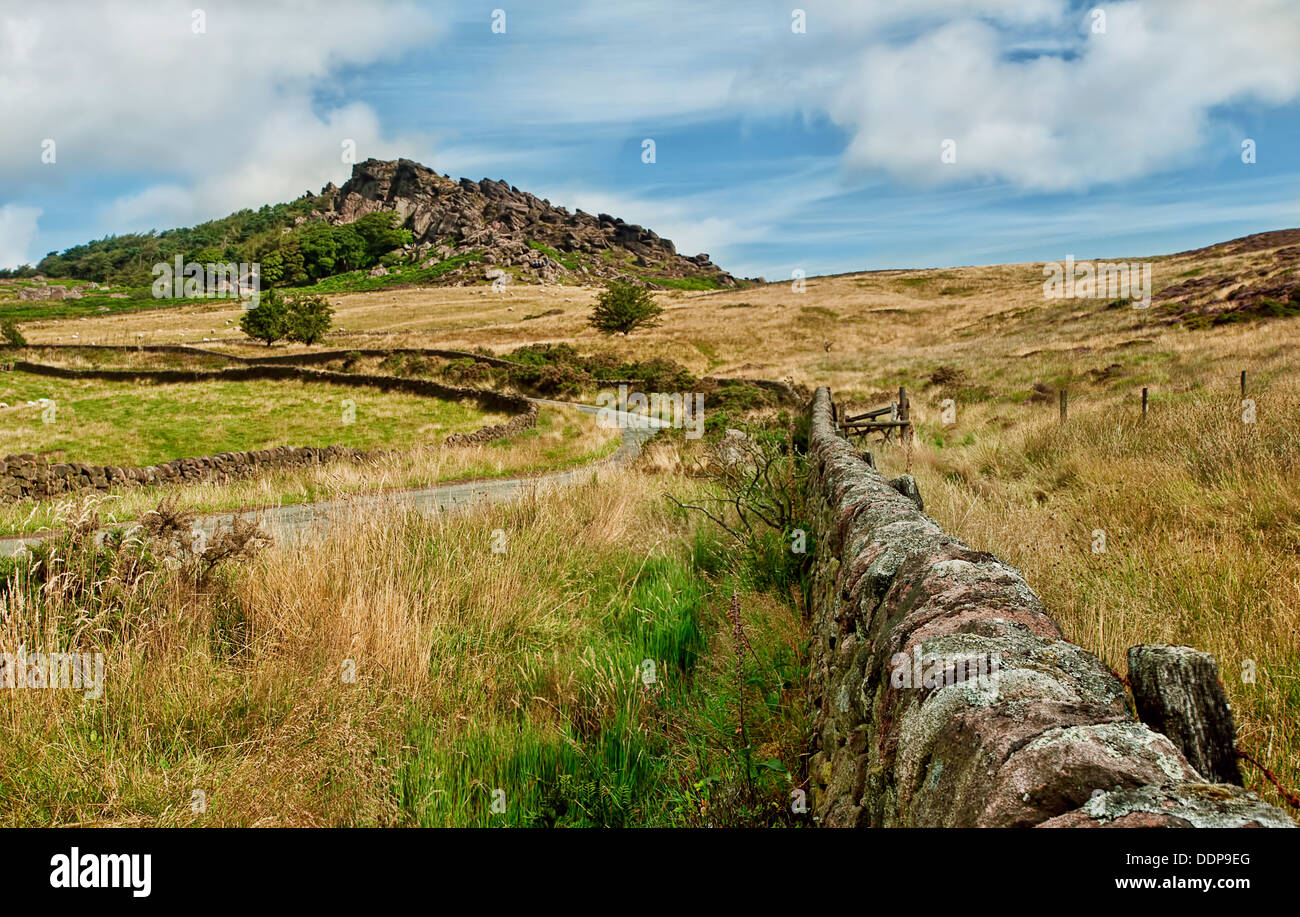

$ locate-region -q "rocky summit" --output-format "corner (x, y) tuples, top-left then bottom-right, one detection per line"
(313, 158), (739, 288)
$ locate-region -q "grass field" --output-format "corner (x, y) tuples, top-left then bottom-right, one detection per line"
(0, 468), (809, 826)
(0, 404), (620, 537)
(3, 229), (1298, 821)
(0, 371), (501, 466)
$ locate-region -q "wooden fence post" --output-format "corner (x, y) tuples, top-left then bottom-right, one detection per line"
(1141, 387), (1148, 420)
(1059, 389), (1068, 425)
(898, 386), (911, 443)
(1241, 370), (1247, 398)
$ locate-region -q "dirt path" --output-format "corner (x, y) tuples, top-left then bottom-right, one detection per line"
(0, 400), (664, 557)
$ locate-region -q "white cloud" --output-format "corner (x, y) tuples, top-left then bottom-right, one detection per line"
(0, 1), (442, 232)
(4, 0), (1299, 273)
(822, 0), (1300, 190)
(0, 204), (41, 268)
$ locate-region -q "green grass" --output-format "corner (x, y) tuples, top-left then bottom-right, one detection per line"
(0, 281), (215, 322)
(0, 405), (620, 537)
(647, 275), (725, 291)
(396, 532), (809, 827)
(525, 240), (580, 271)
(296, 252), (485, 294)
(0, 371), (495, 465)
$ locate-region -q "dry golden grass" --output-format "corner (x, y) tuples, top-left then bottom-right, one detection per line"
(0, 463), (803, 826)
(11, 231), (1300, 816)
(874, 366), (1300, 810)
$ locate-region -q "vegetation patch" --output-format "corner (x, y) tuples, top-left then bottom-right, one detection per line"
(0, 372), (495, 466)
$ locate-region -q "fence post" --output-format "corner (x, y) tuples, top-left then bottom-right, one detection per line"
(1241, 370), (1247, 398)
(1141, 387), (1148, 420)
(898, 386), (911, 443)
(1059, 389), (1068, 425)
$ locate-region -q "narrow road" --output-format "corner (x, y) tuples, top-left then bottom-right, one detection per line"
(0, 400), (665, 557)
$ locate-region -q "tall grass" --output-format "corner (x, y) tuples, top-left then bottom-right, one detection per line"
(885, 376), (1300, 811)
(0, 466), (809, 826)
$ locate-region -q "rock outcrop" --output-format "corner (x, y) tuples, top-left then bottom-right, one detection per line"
(318, 158), (737, 288)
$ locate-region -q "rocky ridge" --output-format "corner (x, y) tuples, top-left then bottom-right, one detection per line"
(311, 157), (738, 288)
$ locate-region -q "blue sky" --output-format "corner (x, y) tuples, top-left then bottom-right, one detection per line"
(2, 0), (1299, 277)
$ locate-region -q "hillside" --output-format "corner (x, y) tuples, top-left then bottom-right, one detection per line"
(20, 158), (739, 294)
(7, 226), (1300, 819)
(320, 158), (739, 289)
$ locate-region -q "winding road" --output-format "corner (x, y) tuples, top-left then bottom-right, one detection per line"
(0, 400), (665, 558)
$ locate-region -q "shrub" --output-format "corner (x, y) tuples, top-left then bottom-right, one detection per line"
(440, 358), (490, 384)
(587, 279), (664, 335)
(284, 293), (334, 345)
(1, 319), (26, 347)
(239, 290), (334, 346)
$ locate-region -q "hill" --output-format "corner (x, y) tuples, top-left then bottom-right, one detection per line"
(21, 158), (739, 293)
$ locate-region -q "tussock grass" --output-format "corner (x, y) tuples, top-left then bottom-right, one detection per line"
(0, 465), (809, 826)
(882, 376), (1300, 810)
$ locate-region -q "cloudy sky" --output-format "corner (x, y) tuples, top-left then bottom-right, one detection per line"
(2, 0), (1299, 277)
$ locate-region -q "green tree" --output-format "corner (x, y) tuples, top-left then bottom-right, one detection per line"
(297, 223), (339, 279)
(332, 224), (369, 273)
(587, 279), (664, 335)
(1, 319), (26, 347)
(284, 294), (334, 345)
(239, 290), (288, 346)
(352, 211), (413, 262)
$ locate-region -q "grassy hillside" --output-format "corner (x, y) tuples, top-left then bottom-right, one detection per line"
(3, 229), (1297, 820)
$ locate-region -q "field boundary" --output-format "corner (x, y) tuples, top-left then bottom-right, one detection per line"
(8, 344), (806, 404)
(805, 385), (1294, 827)
(0, 362), (537, 501)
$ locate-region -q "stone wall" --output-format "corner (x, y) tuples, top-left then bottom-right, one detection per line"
(804, 386), (1293, 827)
(0, 363), (537, 502)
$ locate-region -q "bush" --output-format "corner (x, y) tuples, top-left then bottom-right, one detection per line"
(284, 293), (334, 345)
(440, 358), (490, 384)
(1, 319), (26, 347)
(239, 290), (288, 346)
(239, 290), (333, 346)
(588, 279), (664, 335)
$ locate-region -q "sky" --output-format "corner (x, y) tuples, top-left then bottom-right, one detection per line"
(2, 0), (1299, 278)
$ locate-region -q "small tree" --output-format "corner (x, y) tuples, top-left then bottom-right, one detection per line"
(239, 290), (288, 346)
(587, 279), (664, 335)
(1, 318), (26, 347)
(284, 294), (334, 345)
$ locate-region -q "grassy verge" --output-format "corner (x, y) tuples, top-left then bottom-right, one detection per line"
(0, 463), (810, 826)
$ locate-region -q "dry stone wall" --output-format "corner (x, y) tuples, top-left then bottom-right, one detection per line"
(0, 363), (537, 502)
(805, 386), (1293, 827)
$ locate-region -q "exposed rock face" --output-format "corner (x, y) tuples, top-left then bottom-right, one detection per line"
(804, 386), (1294, 828)
(19, 285), (78, 301)
(322, 158), (737, 287)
